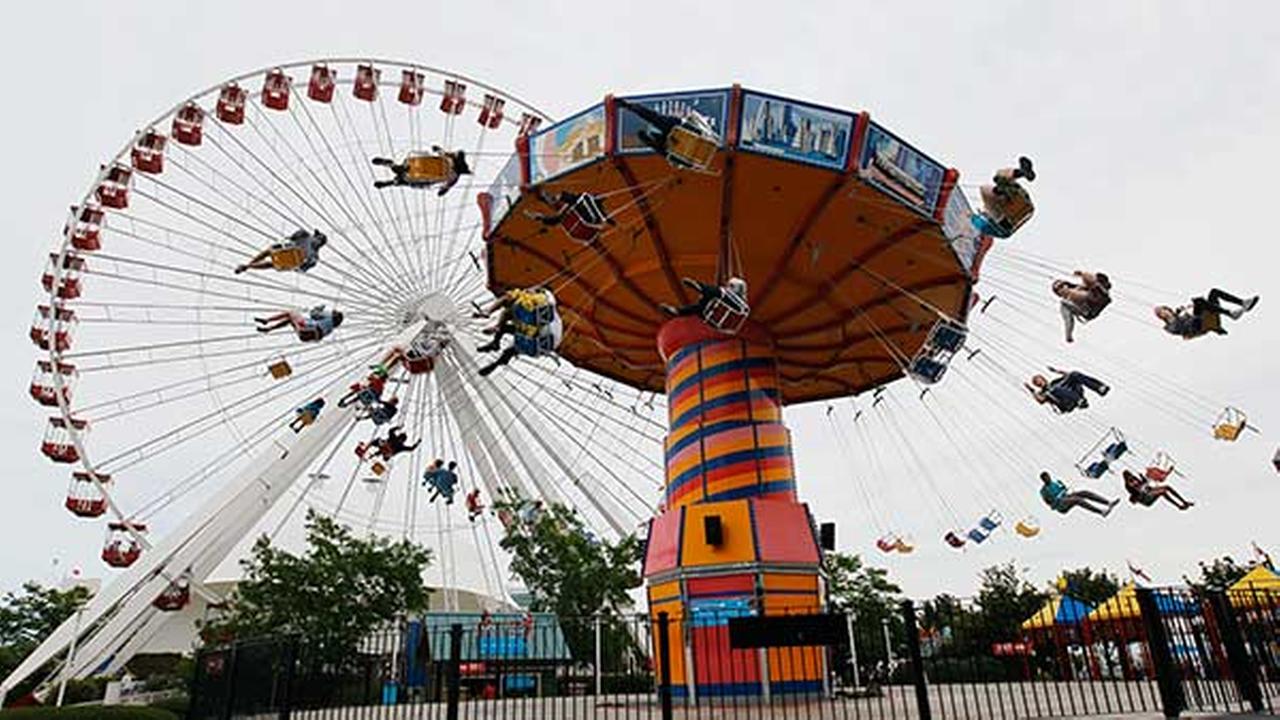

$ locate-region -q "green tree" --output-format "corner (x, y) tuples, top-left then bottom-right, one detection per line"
(494, 498), (643, 664)
(0, 582), (91, 705)
(974, 562), (1049, 645)
(201, 511), (432, 661)
(1056, 567), (1121, 606)
(826, 552), (901, 619)
(1185, 555), (1254, 591)
(495, 500), (642, 617)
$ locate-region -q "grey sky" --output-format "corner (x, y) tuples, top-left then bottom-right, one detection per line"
(1, 1), (1276, 600)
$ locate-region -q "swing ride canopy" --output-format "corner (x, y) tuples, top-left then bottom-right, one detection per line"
(483, 86), (988, 402)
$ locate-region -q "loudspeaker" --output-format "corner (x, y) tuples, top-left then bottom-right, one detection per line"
(704, 515), (723, 547)
(819, 522), (835, 551)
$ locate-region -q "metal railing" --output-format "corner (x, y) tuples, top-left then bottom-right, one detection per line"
(188, 587), (1280, 719)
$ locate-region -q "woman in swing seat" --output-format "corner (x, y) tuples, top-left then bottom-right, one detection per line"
(1039, 471), (1118, 517)
(235, 229), (327, 274)
(1155, 289), (1258, 339)
(1053, 271), (1111, 343)
(1123, 470), (1194, 511)
(1027, 367), (1110, 413)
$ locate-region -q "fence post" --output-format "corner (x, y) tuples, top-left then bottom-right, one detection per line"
(1135, 588), (1186, 719)
(656, 612), (673, 720)
(595, 613), (603, 697)
(277, 636), (298, 720)
(1206, 590), (1263, 712)
(446, 623), (463, 720)
(221, 642), (239, 720)
(900, 600), (932, 720)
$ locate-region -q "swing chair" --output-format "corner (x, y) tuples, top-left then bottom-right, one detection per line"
(977, 181), (1034, 238)
(267, 357), (292, 379)
(875, 535), (897, 553)
(967, 527), (989, 544)
(1014, 518), (1041, 538)
(1076, 427), (1128, 479)
(665, 114), (719, 171)
(703, 289), (750, 335)
(1144, 451), (1177, 482)
(1212, 407), (1247, 442)
(404, 152), (454, 185)
(978, 510), (1003, 533)
(560, 194), (609, 244)
(893, 537), (915, 554)
(907, 318), (967, 385)
(269, 245), (308, 271)
(944, 530), (966, 549)
(514, 326), (558, 357)
(511, 288), (555, 326)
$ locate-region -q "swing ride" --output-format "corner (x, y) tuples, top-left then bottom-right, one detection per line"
(9, 63), (1265, 703)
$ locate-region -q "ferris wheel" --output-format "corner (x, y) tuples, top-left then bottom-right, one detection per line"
(13, 59), (667, 693)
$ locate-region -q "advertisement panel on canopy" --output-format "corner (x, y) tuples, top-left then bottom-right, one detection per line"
(616, 89), (730, 153)
(859, 122), (947, 215)
(527, 104), (606, 183)
(942, 187), (985, 275)
(738, 91), (854, 171)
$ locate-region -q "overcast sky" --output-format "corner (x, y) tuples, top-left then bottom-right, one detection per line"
(0, 1), (1276, 600)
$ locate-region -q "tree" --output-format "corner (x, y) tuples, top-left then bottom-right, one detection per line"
(0, 582), (91, 704)
(1185, 555), (1254, 591)
(201, 511), (432, 661)
(826, 552), (901, 620)
(1056, 567), (1121, 606)
(494, 498), (643, 664)
(974, 562), (1049, 645)
(495, 500), (642, 617)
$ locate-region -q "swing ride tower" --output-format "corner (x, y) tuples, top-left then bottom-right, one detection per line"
(484, 86), (988, 697)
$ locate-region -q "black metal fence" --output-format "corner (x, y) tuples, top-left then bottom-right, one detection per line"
(189, 587), (1279, 719)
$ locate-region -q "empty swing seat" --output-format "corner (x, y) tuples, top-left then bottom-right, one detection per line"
(666, 125), (718, 170)
(1146, 464), (1173, 482)
(944, 531), (966, 549)
(561, 195), (607, 244)
(1102, 441), (1129, 462)
(893, 538), (915, 554)
(909, 357), (948, 384)
(967, 528), (989, 544)
(1084, 460), (1110, 479)
(703, 294), (749, 334)
(1015, 520), (1040, 538)
(979, 514), (1002, 532)
(267, 359), (292, 379)
(876, 536), (896, 553)
(929, 322), (968, 353)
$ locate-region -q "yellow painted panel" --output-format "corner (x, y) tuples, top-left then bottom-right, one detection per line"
(681, 500), (756, 567)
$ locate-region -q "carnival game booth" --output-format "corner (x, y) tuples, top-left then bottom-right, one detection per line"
(1021, 595), (1094, 681)
(1084, 585), (1203, 681)
(409, 613), (572, 700)
(1227, 566), (1280, 682)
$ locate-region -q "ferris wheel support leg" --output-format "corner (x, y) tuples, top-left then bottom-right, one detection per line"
(2, 323), (428, 698)
(645, 318), (824, 700)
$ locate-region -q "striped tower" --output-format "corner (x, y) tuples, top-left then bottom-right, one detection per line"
(643, 316), (824, 699)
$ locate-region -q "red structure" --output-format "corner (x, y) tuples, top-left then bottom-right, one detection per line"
(29, 360), (75, 407)
(307, 64), (336, 103)
(353, 64), (380, 102)
(216, 83), (247, 124)
(65, 472), (109, 518)
(172, 103), (205, 146)
(441, 79), (466, 114)
(96, 164), (132, 209)
(102, 522), (146, 568)
(42, 253), (85, 300)
(41, 416), (87, 464)
(65, 204), (104, 251)
(30, 305), (75, 352)
(398, 69), (424, 106)
(261, 68), (291, 111)
(131, 128), (167, 174)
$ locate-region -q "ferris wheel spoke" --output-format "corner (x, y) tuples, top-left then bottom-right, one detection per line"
(366, 96), (429, 293)
(327, 93), (426, 295)
(74, 337), (366, 416)
(71, 325), (386, 375)
(84, 251), (393, 314)
(437, 124), (491, 294)
(98, 223), (382, 309)
(170, 142), (309, 230)
(496, 367), (656, 520)
(95, 331), (388, 472)
(245, 103), (422, 299)
(133, 174), (276, 245)
(292, 99), (418, 295)
(208, 112), (409, 297)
